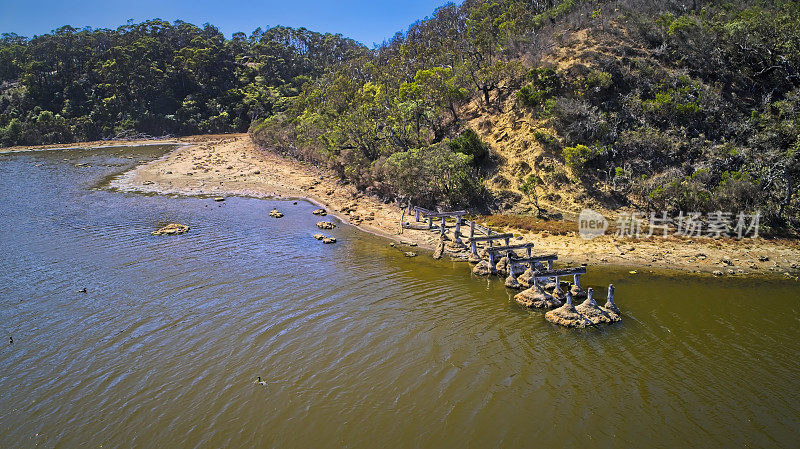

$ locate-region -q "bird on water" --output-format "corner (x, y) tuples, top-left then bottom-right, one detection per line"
(255, 377), (267, 386)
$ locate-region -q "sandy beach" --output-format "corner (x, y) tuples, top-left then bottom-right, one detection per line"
(11, 133), (799, 278)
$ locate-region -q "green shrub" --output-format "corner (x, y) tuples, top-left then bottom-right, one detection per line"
(585, 71), (613, 91)
(518, 67), (561, 113)
(382, 143), (485, 208)
(642, 86), (705, 125)
(448, 129), (489, 164)
(562, 144), (606, 177)
(517, 85), (545, 108)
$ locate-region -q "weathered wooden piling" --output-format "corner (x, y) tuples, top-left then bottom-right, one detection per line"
(600, 284), (621, 322)
(511, 254), (559, 287)
(487, 242), (536, 258)
(466, 233), (514, 271)
(570, 273), (587, 298)
(532, 266), (586, 300)
(575, 288), (612, 324)
(420, 210), (467, 237)
(545, 290), (591, 328)
(514, 275), (561, 308)
(399, 204), (620, 329)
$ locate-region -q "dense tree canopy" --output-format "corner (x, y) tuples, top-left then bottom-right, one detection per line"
(0, 20), (363, 145)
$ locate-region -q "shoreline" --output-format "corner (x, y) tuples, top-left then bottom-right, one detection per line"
(10, 133), (800, 280)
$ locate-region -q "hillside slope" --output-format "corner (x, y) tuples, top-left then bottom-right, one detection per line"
(251, 0), (800, 235)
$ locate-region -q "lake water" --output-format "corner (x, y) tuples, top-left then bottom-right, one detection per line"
(0, 146), (799, 448)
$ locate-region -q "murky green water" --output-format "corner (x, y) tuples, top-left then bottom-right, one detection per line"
(0, 146), (799, 448)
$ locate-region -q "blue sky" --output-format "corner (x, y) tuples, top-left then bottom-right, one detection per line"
(0, 0), (457, 46)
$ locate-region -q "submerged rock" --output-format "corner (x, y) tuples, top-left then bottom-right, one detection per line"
(574, 288), (612, 325)
(468, 252), (482, 263)
(312, 208), (327, 216)
(495, 256), (508, 274)
(514, 285), (561, 308)
(313, 233), (325, 240)
(269, 209), (284, 218)
(545, 291), (591, 328)
(404, 251), (418, 257)
(518, 267), (535, 288)
(151, 223), (189, 236)
(316, 221), (336, 230)
(213, 197), (225, 202)
(472, 260), (492, 276)
(504, 273), (521, 289)
(322, 237), (337, 244)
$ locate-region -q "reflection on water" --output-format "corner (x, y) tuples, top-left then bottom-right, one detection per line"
(0, 147), (798, 448)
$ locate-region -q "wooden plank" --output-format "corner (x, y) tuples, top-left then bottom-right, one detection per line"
(486, 243), (536, 253)
(462, 220), (492, 236)
(467, 233), (514, 242)
(532, 266), (586, 277)
(402, 222), (433, 230)
(413, 206), (436, 215)
(507, 254), (559, 264)
(421, 211), (468, 218)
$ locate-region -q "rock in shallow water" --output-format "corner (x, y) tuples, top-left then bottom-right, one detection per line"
(322, 237), (337, 244)
(517, 268), (535, 288)
(151, 223), (190, 236)
(514, 285), (561, 308)
(269, 209), (284, 218)
(472, 260), (492, 276)
(570, 284), (587, 299)
(317, 221), (336, 230)
(574, 288), (612, 325)
(504, 275), (521, 289)
(545, 292), (591, 328)
(312, 208), (327, 216)
(313, 234), (325, 240)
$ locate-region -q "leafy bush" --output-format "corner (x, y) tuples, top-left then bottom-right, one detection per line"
(562, 144), (607, 177)
(448, 129), (489, 165)
(381, 144), (485, 208)
(517, 85), (545, 108)
(517, 67), (561, 112)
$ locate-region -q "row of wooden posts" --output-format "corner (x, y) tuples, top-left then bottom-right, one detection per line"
(401, 205), (587, 292)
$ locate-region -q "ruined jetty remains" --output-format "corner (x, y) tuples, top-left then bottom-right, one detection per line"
(400, 202), (622, 328)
